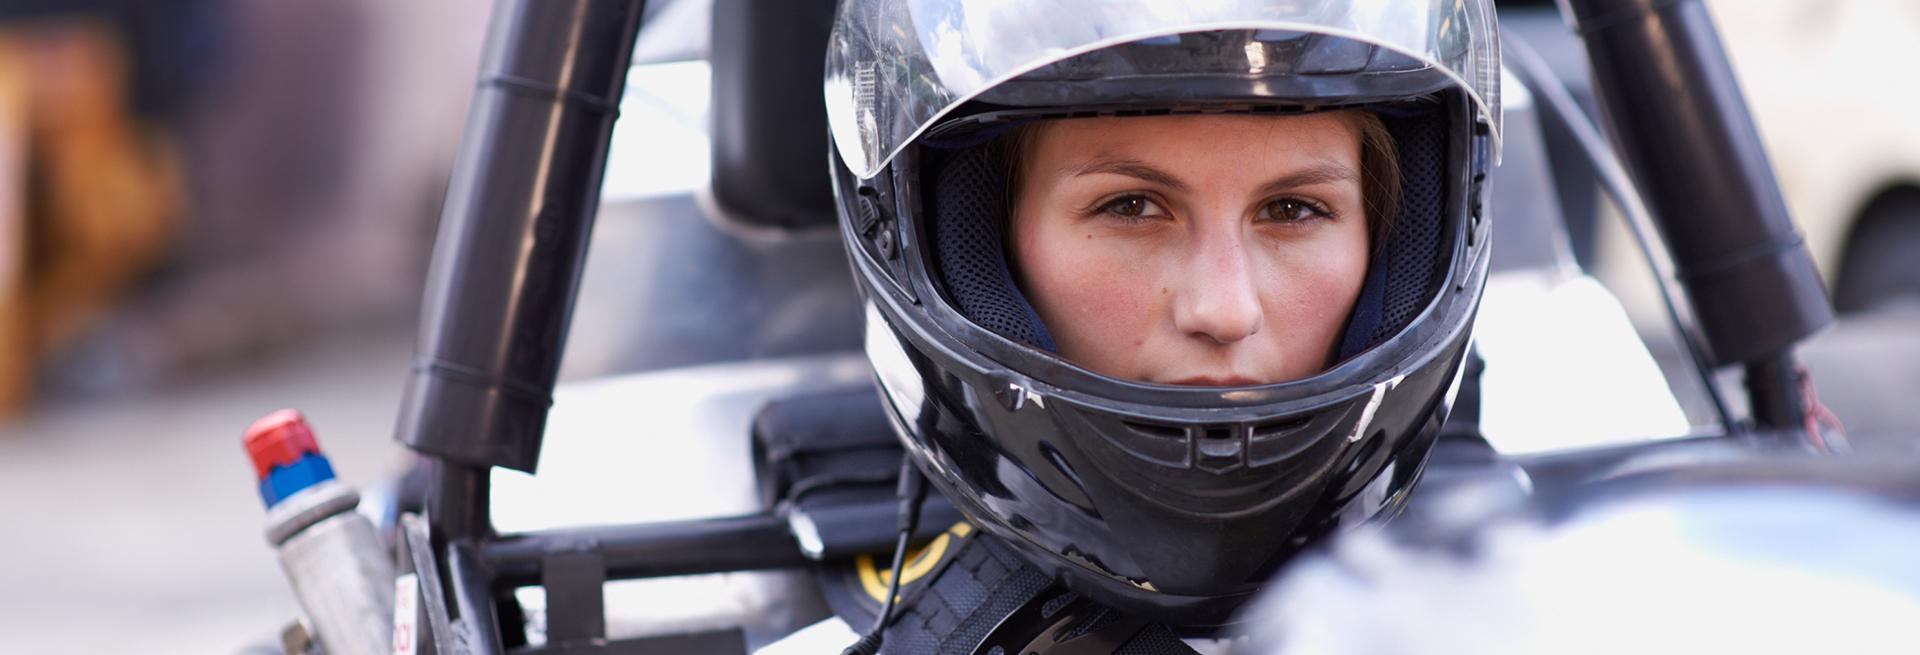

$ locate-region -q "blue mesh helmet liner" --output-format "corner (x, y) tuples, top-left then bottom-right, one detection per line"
(923, 138), (1059, 352)
(1337, 109), (1451, 359)
(921, 108), (1448, 361)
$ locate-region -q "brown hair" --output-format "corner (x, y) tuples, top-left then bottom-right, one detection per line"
(993, 110), (1401, 248)
(1350, 110), (1401, 249)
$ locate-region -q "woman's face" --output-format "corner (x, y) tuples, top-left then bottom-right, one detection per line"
(1009, 112), (1373, 386)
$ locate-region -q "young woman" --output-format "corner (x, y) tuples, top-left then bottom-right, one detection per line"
(815, 0), (1502, 649)
(1004, 110), (1400, 386)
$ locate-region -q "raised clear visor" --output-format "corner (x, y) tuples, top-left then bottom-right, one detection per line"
(825, 0), (1501, 178)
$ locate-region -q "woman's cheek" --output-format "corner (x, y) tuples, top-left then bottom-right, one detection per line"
(1027, 232), (1156, 359)
(1085, 257), (1153, 331)
(1255, 231), (1367, 327)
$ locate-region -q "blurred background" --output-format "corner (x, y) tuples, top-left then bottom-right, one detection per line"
(0, 0), (1914, 652)
(0, 0), (489, 650)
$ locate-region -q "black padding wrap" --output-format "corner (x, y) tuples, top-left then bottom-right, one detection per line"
(921, 110), (1451, 359)
(751, 386), (901, 508)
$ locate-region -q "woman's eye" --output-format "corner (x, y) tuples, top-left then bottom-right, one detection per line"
(1261, 198), (1329, 223)
(1097, 195), (1166, 220)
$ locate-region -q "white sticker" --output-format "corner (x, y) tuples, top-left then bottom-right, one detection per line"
(392, 573), (419, 655)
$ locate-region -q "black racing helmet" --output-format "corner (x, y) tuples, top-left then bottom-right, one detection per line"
(824, 0), (1502, 629)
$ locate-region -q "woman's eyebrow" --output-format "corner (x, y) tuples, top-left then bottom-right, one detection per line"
(1067, 158), (1188, 193)
(1065, 158), (1357, 196)
(1256, 161), (1359, 195)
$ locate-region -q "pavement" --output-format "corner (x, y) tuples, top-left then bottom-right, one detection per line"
(0, 331), (415, 655)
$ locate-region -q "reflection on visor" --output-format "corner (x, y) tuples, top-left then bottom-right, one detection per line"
(826, 0), (1500, 177)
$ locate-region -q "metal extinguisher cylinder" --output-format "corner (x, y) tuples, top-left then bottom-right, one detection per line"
(246, 409), (396, 655)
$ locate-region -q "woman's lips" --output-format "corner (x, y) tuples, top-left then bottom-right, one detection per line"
(1162, 375), (1264, 387)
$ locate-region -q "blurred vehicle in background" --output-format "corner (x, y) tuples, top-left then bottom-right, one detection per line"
(1709, 0), (1920, 315)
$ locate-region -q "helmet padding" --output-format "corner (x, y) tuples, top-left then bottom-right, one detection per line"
(1338, 110), (1450, 359)
(925, 143), (1060, 352)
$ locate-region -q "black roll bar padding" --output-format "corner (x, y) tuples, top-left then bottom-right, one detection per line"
(394, 0), (648, 473)
(1561, 0), (1832, 373)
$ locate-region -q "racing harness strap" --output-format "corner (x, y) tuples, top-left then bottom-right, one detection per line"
(824, 524), (1201, 655)
(752, 384), (1203, 653)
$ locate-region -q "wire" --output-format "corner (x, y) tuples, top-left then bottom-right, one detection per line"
(1501, 28), (1740, 434)
(842, 456), (929, 655)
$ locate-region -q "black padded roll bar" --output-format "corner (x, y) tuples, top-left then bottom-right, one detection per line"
(395, 0), (647, 475)
(1562, 0), (1832, 370)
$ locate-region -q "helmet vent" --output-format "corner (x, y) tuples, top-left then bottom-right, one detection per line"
(1120, 419), (1186, 441)
(1247, 415), (1323, 467)
(1114, 418), (1325, 470)
(1114, 419), (1190, 467)
(1249, 416), (1311, 439)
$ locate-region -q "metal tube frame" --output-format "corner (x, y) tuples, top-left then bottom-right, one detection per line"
(482, 513), (811, 589)
(392, 8), (885, 650)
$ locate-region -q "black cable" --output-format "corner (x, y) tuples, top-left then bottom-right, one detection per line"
(1500, 27), (1739, 434)
(842, 456), (928, 655)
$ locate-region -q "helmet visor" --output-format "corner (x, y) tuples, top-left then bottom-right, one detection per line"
(826, 0), (1501, 178)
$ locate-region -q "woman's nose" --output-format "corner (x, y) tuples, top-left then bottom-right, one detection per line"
(1171, 232), (1264, 344)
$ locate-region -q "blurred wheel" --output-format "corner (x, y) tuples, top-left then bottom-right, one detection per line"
(1834, 189), (1920, 315)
